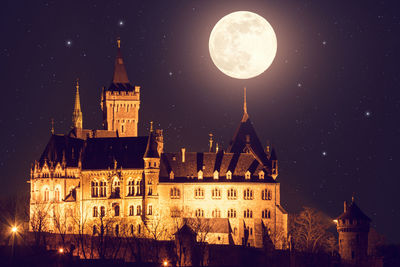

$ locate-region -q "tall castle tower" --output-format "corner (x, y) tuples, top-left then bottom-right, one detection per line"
(101, 38), (140, 137)
(336, 197), (371, 265)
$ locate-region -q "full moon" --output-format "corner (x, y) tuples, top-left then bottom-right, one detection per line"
(209, 11), (277, 79)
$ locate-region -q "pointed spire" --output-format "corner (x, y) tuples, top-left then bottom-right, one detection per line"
(50, 118), (54, 134)
(112, 37), (130, 84)
(72, 79), (83, 129)
(150, 121), (153, 132)
(241, 87), (249, 122)
(144, 122), (159, 158)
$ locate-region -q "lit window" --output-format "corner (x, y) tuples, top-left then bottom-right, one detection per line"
(195, 208), (204, 218)
(100, 181), (107, 197)
(127, 179), (134, 196)
(212, 209), (221, 218)
(244, 188), (254, 200)
(227, 188), (237, 200)
(198, 170), (203, 179)
(170, 187), (181, 199)
(212, 188), (221, 199)
(213, 170), (219, 179)
(226, 170), (232, 180)
(137, 205), (141, 215)
(54, 187), (60, 202)
(262, 189), (272, 200)
(194, 188), (204, 199)
(262, 209), (271, 219)
(129, 205), (134, 216)
(148, 205), (153, 215)
(245, 171), (251, 179)
(228, 208), (237, 218)
(244, 209), (253, 218)
(91, 180), (99, 197)
(112, 178), (120, 198)
(44, 188), (49, 202)
(169, 171), (174, 180)
(93, 206), (98, 217)
(258, 170), (265, 179)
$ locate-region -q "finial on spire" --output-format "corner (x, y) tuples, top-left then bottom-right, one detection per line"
(352, 193), (355, 203)
(51, 118), (54, 134)
(117, 37), (121, 49)
(244, 87), (247, 115)
(150, 121), (153, 132)
(72, 79), (83, 129)
(209, 133), (213, 152)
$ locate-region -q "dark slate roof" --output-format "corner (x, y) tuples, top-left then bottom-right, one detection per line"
(337, 201), (371, 222)
(107, 41), (134, 92)
(82, 136), (148, 170)
(39, 135), (84, 167)
(107, 82), (135, 92)
(159, 151), (276, 183)
(226, 117), (270, 168)
(143, 132), (159, 158)
(174, 224), (197, 236)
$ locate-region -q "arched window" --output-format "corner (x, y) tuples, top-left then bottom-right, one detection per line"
(54, 187), (60, 202)
(100, 181), (107, 197)
(212, 188), (221, 199)
(137, 205), (141, 215)
(262, 209), (271, 219)
(112, 178), (120, 198)
(44, 187), (49, 202)
(227, 188), (237, 200)
(245, 171), (251, 179)
(115, 224), (119, 236)
(226, 170), (232, 180)
(148, 205), (153, 215)
(170, 187), (180, 199)
(93, 225), (97, 235)
(127, 179), (134, 196)
(93, 206), (98, 217)
(195, 208), (204, 218)
(121, 125), (124, 133)
(194, 187), (204, 199)
(91, 180), (99, 197)
(100, 206), (105, 217)
(244, 209), (253, 218)
(129, 205), (134, 216)
(244, 188), (254, 200)
(262, 189), (272, 200)
(212, 209), (221, 218)
(213, 170), (219, 179)
(228, 209), (237, 218)
(114, 204), (120, 216)
(135, 180), (142, 195)
(130, 224), (134, 235)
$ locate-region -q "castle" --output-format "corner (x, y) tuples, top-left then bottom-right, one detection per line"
(29, 39), (288, 250)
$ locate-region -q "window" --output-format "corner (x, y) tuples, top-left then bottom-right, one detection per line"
(112, 178), (120, 198)
(114, 204), (120, 216)
(137, 205), (141, 215)
(54, 187), (60, 202)
(212, 209), (221, 218)
(213, 170), (219, 179)
(226, 170), (232, 180)
(91, 181), (99, 197)
(227, 188), (237, 200)
(148, 186), (153, 195)
(195, 209), (204, 218)
(148, 205), (153, 215)
(115, 224), (119, 236)
(100, 206), (105, 217)
(259, 170), (265, 179)
(44, 188), (49, 202)
(129, 205), (134, 216)
(198, 170), (203, 179)
(130, 224), (134, 235)
(127, 179), (134, 196)
(169, 171), (174, 180)
(245, 171), (251, 179)
(93, 206), (98, 217)
(135, 180), (142, 195)
(194, 188), (204, 199)
(121, 125), (124, 133)
(93, 225), (97, 235)
(170, 187), (181, 199)
(171, 208), (181, 218)
(262, 189), (272, 200)
(244, 209), (253, 218)
(262, 209), (271, 219)
(100, 181), (107, 197)
(212, 188), (221, 199)
(244, 188), (254, 200)
(228, 209), (237, 218)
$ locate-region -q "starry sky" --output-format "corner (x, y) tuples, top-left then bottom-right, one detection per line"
(1, 1), (399, 242)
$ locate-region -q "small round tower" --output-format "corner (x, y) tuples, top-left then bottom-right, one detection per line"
(336, 197), (371, 265)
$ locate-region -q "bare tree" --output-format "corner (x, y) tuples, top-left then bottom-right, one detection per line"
(186, 217), (213, 267)
(69, 205), (90, 259)
(30, 202), (52, 247)
(144, 212), (169, 263)
(52, 204), (68, 249)
(290, 207), (336, 253)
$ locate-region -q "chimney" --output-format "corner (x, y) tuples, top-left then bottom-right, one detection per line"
(344, 201), (347, 212)
(181, 148), (186, 163)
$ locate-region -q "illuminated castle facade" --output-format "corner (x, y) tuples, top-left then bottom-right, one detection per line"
(29, 40), (288, 249)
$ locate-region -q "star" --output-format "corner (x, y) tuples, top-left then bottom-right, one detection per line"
(119, 20), (124, 26)
(322, 151), (327, 157)
(66, 40), (72, 47)
(168, 71), (173, 76)
(365, 111), (371, 117)
(297, 83), (302, 87)
(322, 40), (327, 46)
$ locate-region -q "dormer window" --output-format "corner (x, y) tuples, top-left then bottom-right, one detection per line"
(198, 170), (203, 180)
(213, 170), (219, 180)
(169, 171), (174, 180)
(226, 170), (232, 180)
(245, 171), (251, 180)
(258, 170), (265, 179)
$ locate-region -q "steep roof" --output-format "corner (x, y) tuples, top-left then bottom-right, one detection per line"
(143, 131), (159, 158)
(39, 135), (84, 167)
(337, 201), (371, 222)
(159, 151), (275, 183)
(107, 38), (134, 92)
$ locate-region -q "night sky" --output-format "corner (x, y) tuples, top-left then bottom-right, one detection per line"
(1, 1), (399, 242)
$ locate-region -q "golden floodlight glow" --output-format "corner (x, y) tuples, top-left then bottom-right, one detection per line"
(59, 248), (64, 253)
(11, 226), (18, 233)
(163, 260), (168, 266)
(209, 11), (277, 79)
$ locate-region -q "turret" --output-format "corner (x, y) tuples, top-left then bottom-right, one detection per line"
(336, 197), (371, 265)
(270, 148), (278, 180)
